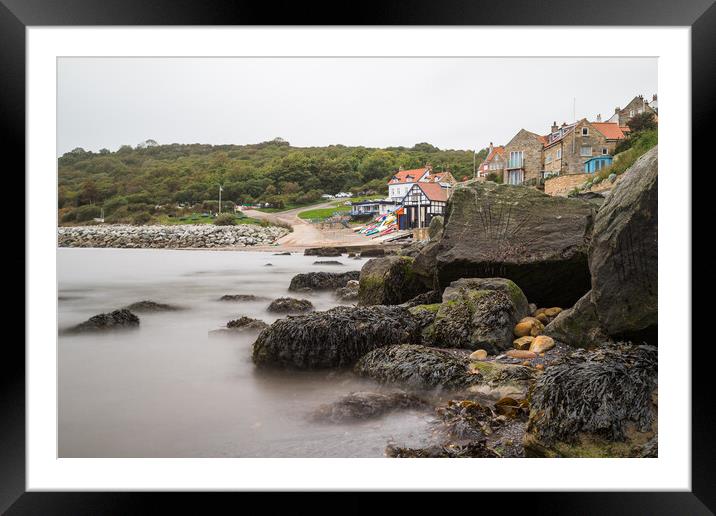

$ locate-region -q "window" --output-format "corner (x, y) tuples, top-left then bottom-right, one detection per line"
(602, 148), (609, 155)
(508, 151), (523, 168)
(545, 154), (552, 164)
(581, 127), (589, 136)
(629, 109), (635, 117)
(580, 146), (592, 157)
(556, 149), (562, 159)
(507, 169), (524, 185)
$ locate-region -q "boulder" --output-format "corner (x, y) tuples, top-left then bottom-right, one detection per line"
(411, 240), (440, 290)
(304, 246), (346, 257)
(335, 279), (359, 302)
(219, 294), (265, 302)
(545, 147), (658, 346)
(313, 260), (344, 266)
(124, 300), (182, 312)
(226, 316), (270, 332)
(266, 297), (314, 314)
(421, 278), (530, 354)
(434, 182), (595, 307)
(358, 255), (428, 306)
(310, 391), (428, 423)
(288, 271), (360, 292)
(359, 247), (385, 258)
(252, 306), (422, 369)
(66, 309), (139, 333)
(354, 344), (479, 390)
(401, 290), (441, 308)
(524, 344), (657, 457)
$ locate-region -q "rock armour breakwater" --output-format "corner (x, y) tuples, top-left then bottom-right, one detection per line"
(58, 224), (289, 249)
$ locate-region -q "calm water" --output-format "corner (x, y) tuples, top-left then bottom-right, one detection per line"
(58, 248), (434, 457)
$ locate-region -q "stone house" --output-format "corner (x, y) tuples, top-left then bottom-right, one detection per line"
(477, 143), (506, 181)
(542, 119), (628, 176)
(606, 94), (658, 126)
(503, 129), (546, 185)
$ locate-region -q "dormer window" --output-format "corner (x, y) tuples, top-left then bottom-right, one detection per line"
(581, 127), (589, 136)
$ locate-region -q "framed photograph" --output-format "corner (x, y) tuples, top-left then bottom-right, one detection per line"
(5, 0), (708, 511)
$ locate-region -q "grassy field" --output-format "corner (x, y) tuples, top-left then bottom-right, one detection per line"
(298, 205), (351, 221)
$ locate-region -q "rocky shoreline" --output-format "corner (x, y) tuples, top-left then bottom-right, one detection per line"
(57, 224), (289, 249)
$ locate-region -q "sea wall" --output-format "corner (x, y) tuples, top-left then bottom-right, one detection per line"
(57, 224), (289, 249)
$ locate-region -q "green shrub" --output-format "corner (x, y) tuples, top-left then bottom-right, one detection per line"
(75, 204), (102, 222)
(131, 211), (152, 225)
(214, 213), (237, 226)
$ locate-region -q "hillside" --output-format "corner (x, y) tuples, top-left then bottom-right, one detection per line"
(58, 139), (486, 224)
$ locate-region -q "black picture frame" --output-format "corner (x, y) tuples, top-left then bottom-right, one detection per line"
(3, 0), (708, 512)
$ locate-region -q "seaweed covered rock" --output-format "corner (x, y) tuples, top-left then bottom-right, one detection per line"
(358, 255), (428, 306)
(252, 306), (422, 369)
(401, 290), (442, 308)
(422, 278), (530, 354)
(386, 440), (498, 458)
(288, 271), (360, 292)
(266, 297), (314, 314)
(219, 294), (265, 302)
(524, 344), (657, 457)
(354, 345), (478, 390)
(310, 391), (428, 423)
(434, 182), (595, 307)
(226, 316), (270, 332)
(66, 309), (139, 333)
(467, 361), (536, 399)
(335, 279), (359, 302)
(304, 246), (346, 257)
(544, 147), (658, 346)
(124, 300), (182, 312)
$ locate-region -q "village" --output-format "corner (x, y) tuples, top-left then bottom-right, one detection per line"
(346, 93), (658, 242)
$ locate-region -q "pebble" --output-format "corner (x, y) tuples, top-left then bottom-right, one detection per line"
(506, 349), (537, 359)
(469, 349), (488, 361)
(513, 317), (545, 338)
(513, 336), (534, 350)
(529, 335), (555, 353)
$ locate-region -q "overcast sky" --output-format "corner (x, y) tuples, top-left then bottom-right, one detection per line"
(57, 57), (657, 155)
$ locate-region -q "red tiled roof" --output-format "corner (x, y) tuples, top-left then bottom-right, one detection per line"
(538, 135), (549, 145)
(415, 182), (448, 202)
(426, 171), (456, 183)
(591, 122), (627, 140)
(484, 146), (505, 163)
(389, 168), (429, 184)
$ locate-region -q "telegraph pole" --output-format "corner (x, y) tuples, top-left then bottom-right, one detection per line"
(218, 184), (223, 214)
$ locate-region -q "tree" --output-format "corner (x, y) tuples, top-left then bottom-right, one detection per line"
(627, 112), (657, 133)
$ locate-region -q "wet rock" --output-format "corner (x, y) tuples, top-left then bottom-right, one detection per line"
(124, 300), (181, 312)
(313, 260), (344, 266)
(411, 240), (440, 290)
(219, 294), (265, 302)
(335, 279), (359, 302)
(252, 306), (422, 369)
(428, 215), (444, 240)
(434, 182), (595, 307)
(529, 335), (555, 353)
(400, 290), (442, 308)
(304, 246), (346, 257)
(354, 344), (479, 391)
(469, 349), (488, 361)
(524, 344), (657, 457)
(358, 255), (428, 306)
(513, 317), (544, 338)
(266, 297), (314, 314)
(467, 361), (535, 399)
(513, 336), (534, 350)
(66, 309), (139, 333)
(386, 440), (498, 458)
(288, 271), (360, 292)
(506, 349), (537, 359)
(226, 316), (270, 332)
(421, 278), (529, 354)
(359, 247), (385, 258)
(544, 293), (610, 347)
(310, 391), (429, 423)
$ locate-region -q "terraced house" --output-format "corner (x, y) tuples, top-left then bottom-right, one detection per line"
(477, 143), (505, 180)
(503, 129), (547, 185)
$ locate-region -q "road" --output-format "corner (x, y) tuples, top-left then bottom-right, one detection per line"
(241, 201), (370, 250)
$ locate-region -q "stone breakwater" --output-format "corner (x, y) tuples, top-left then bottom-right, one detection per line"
(58, 224), (289, 249)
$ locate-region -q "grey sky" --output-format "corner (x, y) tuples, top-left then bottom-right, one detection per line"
(57, 57), (657, 155)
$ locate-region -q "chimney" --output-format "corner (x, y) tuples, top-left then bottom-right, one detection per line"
(488, 142), (494, 154)
(551, 121), (558, 133)
(652, 94), (658, 101)
(596, 113), (602, 122)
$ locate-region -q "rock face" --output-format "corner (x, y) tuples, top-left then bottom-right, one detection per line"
(67, 309), (140, 333)
(57, 224), (289, 248)
(266, 297), (314, 314)
(288, 271), (360, 292)
(354, 345), (479, 390)
(358, 255), (428, 306)
(433, 182), (595, 307)
(524, 344), (657, 457)
(545, 146), (658, 346)
(411, 241), (440, 290)
(124, 300), (181, 312)
(310, 391), (428, 423)
(252, 306), (422, 369)
(428, 215), (444, 240)
(421, 278), (530, 354)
